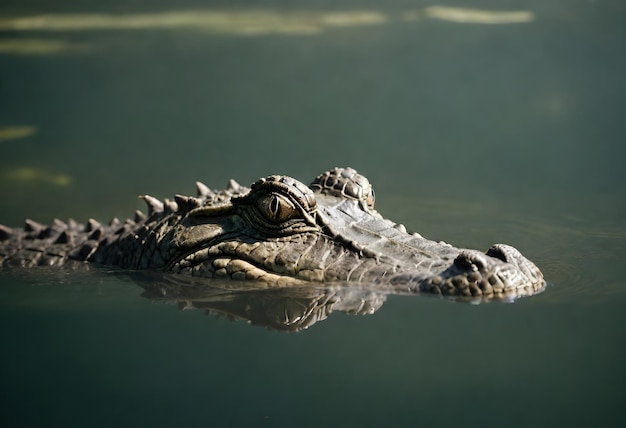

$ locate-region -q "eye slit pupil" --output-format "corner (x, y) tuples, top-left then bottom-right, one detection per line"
(257, 193), (296, 223)
(269, 195), (280, 217)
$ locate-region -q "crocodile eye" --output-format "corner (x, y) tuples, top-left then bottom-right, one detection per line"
(257, 193), (298, 223)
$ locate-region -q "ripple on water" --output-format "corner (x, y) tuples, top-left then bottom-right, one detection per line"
(509, 218), (626, 303)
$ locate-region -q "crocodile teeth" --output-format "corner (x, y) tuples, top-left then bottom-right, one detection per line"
(163, 198), (179, 215)
(139, 195), (164, 214)
(195, 181), (213, 197)
(227, 179), (242, 193)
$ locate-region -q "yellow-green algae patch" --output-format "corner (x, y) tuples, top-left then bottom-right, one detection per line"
(2, 167), (72, 186)
(0, 8), (534, 39)
(0, 10), (387, 36)
(0, 126), (38, 142)
(403, 7), (534, 24)
(0, 38), (88, 55)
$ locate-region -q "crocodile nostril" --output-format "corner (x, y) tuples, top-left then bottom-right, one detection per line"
(486, 245), (509, 263)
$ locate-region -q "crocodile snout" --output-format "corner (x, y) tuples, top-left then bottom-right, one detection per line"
(441, 244), (546, 300)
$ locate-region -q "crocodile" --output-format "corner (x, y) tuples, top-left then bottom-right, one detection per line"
(0, 167), (546, 301)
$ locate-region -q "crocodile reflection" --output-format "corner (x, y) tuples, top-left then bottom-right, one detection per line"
(136, 274), (386, 332)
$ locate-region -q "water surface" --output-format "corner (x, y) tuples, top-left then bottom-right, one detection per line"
(1, 1), (625, 427)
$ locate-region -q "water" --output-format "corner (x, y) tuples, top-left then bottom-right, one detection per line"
(1, 1), (625, 427)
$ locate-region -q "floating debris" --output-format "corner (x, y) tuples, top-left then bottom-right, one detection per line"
(0, 38), (88, 55)
(0, 8), (535, 41)
(0, 10), (387, 36)
(2, 167), (72, 186)
(0, 126), (38, 142)
(419, 7), (534, 24)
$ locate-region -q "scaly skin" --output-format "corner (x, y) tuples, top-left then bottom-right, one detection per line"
(0, 167), (545, 301)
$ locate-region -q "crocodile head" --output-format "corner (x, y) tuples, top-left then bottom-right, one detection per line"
(163, 167), (545, 301)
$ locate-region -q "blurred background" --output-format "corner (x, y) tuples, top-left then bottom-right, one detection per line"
(1, 1), (624, 230)
(1, 1), (625, 427)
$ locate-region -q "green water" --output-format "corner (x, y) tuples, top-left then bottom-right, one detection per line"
(1, 1), (625, 427)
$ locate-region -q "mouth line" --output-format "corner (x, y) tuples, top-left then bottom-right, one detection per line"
(169, 240), (546, 301)
(173, 246), (310, 287)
